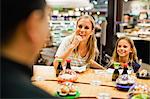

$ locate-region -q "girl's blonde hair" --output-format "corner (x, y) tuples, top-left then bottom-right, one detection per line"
(75, 15), (99, 63)
(112, 36), (138, 63)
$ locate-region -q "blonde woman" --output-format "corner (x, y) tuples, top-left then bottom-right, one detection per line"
(112, 36), (140, 73)
(53, 15), (105, 70)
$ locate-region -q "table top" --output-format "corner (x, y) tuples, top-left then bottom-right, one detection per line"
(32, 65), (150, 99)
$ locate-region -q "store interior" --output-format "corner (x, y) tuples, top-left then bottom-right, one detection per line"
(36, 0), (150, 66)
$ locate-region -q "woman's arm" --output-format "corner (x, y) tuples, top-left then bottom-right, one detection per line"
(90, 59), (106, 70)
(53, 35), (82, 69)
(53, 45), (74, 69)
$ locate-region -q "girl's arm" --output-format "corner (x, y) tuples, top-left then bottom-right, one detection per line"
(90, 59), (106, 70)
(132, 61), (141, 73)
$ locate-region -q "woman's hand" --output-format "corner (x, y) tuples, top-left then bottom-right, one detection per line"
(90, 60), (106, 70)
(70, 35), (83, 49)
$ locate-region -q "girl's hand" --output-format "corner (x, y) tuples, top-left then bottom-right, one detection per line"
(70, 35), (83, 49)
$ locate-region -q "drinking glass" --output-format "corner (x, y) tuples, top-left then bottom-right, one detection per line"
(90, 73), (101, 86)
(97, 93), (110, 99)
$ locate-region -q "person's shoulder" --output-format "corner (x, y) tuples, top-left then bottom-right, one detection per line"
(131, 61), (141, 73)
(26, 84), (59, 98)
(64, 34), (74, 40)
(132, 61), (140, 66)
(2, 79), (59, 98)
(62, 34), (74, 43)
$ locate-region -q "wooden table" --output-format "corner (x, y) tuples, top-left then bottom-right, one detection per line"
(32, 65), (150, 99)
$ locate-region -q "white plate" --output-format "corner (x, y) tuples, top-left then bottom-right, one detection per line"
(71, 65), (87, 73)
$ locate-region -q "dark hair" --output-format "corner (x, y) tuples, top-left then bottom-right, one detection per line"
(1, 0), (46, 45)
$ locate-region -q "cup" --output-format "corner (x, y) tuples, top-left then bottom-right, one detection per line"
(95, 70), (112, 82)
(90, 73), (101, 86)
(97, 93), (110, 99)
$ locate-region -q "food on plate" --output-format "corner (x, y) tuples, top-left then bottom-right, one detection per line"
(139, 69), (148, 77)
(57, 69), (77, 82)
(69, 85), (76, 95)
(128, 83), (150, 99)
(59, 85), (70, 96)
(57, 82), (77, 96)
(131, 94), (149, 99)
(136, 69), (150, 79)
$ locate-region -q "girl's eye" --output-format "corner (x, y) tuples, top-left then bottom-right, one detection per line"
(85, 26), (89, 29)
(78, 25), (82, 28)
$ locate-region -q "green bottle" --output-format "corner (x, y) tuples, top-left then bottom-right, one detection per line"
(112, 62), (120, 81)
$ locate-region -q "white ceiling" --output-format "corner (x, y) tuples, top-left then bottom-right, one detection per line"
(46, 0), (93, 8)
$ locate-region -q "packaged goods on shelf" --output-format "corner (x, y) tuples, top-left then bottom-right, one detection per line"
(50, 21), (76, 46)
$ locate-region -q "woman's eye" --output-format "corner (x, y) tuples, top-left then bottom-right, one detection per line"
(118, 45), (121, 48)
(85, 26), (89, 29)
(78, 25), (82, 28)
(123, 45), (127, 48)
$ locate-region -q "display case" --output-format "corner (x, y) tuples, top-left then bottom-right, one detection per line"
(50, 20), (76, 46)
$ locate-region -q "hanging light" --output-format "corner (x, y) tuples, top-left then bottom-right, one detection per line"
(124, 0), (128, 2)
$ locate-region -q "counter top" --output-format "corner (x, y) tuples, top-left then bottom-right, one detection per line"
(117, 32), (150, 41)
(32, 65), (150, 98)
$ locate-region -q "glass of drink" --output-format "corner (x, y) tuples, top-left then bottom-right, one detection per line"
(90, 73), (101, 86)
(97, 93), (110, 99)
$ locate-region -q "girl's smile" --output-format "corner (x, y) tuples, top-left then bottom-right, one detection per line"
(117, 39), (132, 57)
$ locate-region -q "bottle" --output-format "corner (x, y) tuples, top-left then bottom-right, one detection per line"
(66, 59), (71, 69)
(112, 69), (120, 81)
(122, 63), (128, 75)
(56, 58), (63, 77)
(112, 62), (120, 81)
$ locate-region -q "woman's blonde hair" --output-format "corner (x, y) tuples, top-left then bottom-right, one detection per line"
(112, 36), (138, 63)
(75, 15), (99, 63)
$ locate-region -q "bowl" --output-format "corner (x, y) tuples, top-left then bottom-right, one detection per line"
(71, 65), (87, 73)
(116, 74), (135, 91)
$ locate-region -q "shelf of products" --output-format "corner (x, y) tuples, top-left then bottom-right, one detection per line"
(50, 20), (76, 46)
(119, 21), (150, 38)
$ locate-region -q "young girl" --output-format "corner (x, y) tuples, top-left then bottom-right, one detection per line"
(53, 15), (105, 70)
(112, 36), (141, 73)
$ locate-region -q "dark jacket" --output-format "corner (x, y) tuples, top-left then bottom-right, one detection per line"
(1, 56), (58, 98)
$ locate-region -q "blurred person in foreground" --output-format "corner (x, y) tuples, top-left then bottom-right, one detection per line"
(53, 15), (105, 70)
(1, 0), (58, 98)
